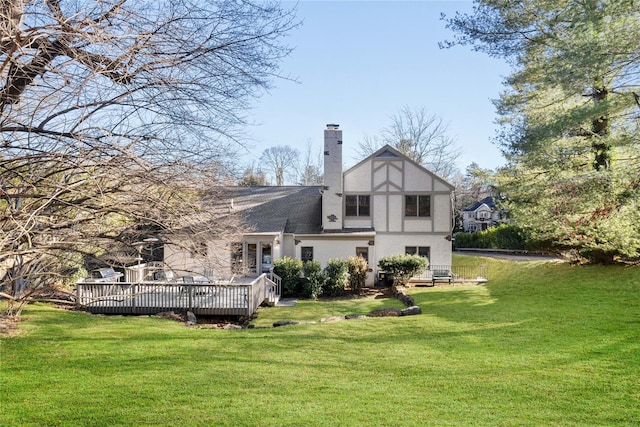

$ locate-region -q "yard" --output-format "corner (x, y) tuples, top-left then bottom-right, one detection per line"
(2, 256), (639, 426)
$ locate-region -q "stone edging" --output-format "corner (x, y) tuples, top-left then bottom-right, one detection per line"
(273, 288), (421, 327)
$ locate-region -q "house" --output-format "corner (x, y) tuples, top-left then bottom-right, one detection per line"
(164, 124), (455, 286)
(462, 196), (504, 232)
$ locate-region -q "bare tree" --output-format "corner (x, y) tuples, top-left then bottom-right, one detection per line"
(0, 0), (298, 317)
(357, 106), (461, 181)
(297, 139), (323, 186)
(259, 145), (300, 186)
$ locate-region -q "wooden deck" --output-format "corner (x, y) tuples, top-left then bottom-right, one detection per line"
(76, 273), (281, 316)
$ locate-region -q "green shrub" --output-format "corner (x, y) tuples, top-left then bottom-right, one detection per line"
(454, 224), (527, 250)
(323, 258), (349, 297)
(347, 255), (368, 295)
(377, 254), (427, 286)
(273, 257), (303, 297)
(301, 261), (325, 299)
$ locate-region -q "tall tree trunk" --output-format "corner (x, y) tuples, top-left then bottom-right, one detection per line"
(591, 83), (610, 171)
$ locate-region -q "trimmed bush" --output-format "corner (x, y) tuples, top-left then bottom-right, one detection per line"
(378, 254), (428, 287)
(347, 255), (368, 295)
(302, 260), (325, 299)
(323, 258), (349, 297)
(273, 257), (303, 297)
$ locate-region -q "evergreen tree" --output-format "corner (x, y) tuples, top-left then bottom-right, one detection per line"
(443, 0), (640, 262)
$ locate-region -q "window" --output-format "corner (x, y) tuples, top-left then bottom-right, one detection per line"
(405, 246), (430, 260)
(477, 210), (490, 220)
(356, 247), (369, 264)
(345, 195), (370, 217)
(301, 247), (314, 262)
(262, 243), (272, 265)
(405, 195), (431, 217)
(247, 243), (257, 273)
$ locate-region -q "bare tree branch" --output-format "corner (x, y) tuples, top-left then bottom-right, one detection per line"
(1, 0), (299, 316)
(357, 106), (461, 181)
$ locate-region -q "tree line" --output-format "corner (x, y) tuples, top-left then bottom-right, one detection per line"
(443, 0), (640, 263)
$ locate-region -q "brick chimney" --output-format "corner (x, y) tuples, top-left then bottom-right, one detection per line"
(322, 124), (343, 232)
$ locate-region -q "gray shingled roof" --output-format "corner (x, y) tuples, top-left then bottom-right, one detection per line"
(229, 186), (323, 234)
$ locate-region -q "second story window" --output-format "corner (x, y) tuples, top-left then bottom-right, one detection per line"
(405, 195), (431, 217)
(345, 195), (370, 217)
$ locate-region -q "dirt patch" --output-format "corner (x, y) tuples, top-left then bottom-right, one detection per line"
(154, 310), (253, 329)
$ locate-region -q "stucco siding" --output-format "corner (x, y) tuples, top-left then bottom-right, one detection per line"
(372, 163), (387, 190)
(344, 218), (373, 229)
(295, 237), (373, 268)
(434, 180), (451, 192)
(282, 234), (296, 258)
(404, 218), (432, 233)
(433, 194), (453, 232)
(404, 163), (432, 192)
(376, 233), (452, 267)
(344, 162), (372, 192)
(373, 194), (388, 232)
(388, 161), (403, 188)
(164, 240), (233, 277)
(387, 194), (403, 232)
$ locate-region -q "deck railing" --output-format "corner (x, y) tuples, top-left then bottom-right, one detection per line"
(410, 264), (488, 283)
(265, 272), (282, 306)
(76, 274), (277, 316)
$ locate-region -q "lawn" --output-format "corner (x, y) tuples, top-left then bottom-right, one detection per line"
(2, 256), (639, 426)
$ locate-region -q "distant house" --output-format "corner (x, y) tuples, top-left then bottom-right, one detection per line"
(164, 124), (455, 286)
(462, 196), (504, 232)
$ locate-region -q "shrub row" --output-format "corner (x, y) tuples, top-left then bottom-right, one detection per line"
(454, 224), (528, 250)
(274, 257), (366, 298)
(274, 253), (430, 298)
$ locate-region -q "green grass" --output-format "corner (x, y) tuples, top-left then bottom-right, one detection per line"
(2, 256), (639, 426)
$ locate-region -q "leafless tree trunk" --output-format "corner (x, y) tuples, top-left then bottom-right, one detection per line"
(297, 139), (323, 185)
(0, 0), (298, 317)
(259, 145), (300, 186)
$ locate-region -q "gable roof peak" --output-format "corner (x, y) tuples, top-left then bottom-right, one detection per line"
(374, 145), (401, 159)
(464, 196), (496, 212)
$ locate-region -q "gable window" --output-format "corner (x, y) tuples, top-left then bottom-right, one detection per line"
(405, 195), (431, 217)
(405, 246), (430, 260)
(345, 195), (370, 217)
(301, 247), (314, 262)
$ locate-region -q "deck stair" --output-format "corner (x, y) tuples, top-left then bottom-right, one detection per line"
(264, 272), (282, 306)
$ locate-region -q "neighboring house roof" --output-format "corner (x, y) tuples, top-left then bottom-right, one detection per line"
(464, 196), (496, 212)
(230, 186), (323, 234)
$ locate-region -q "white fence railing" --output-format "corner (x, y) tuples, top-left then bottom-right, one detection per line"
(76, 274), (278, 316)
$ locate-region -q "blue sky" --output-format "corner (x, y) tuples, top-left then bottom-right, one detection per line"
(242, 0), (511, 175)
